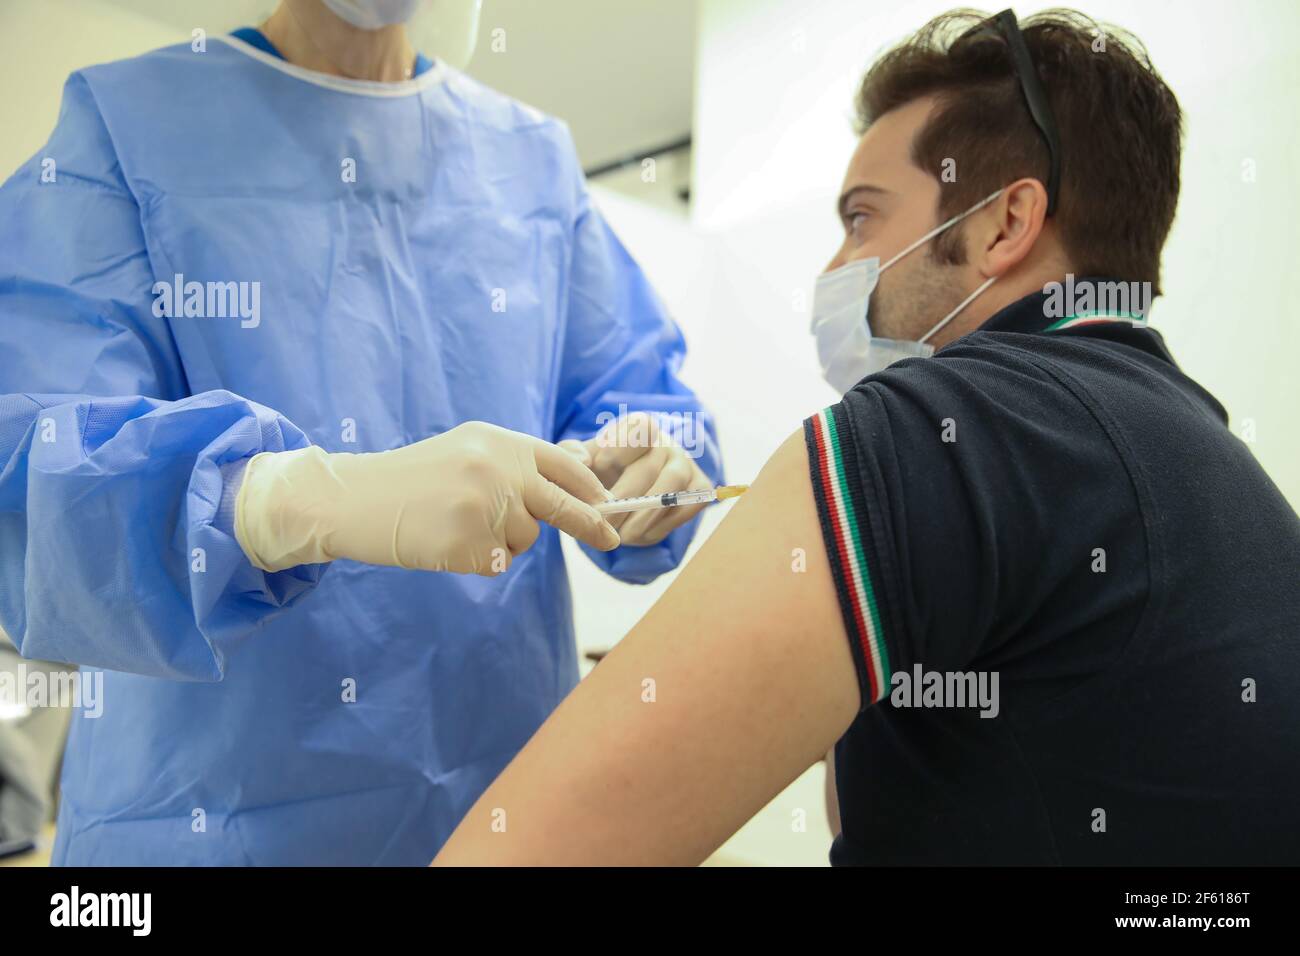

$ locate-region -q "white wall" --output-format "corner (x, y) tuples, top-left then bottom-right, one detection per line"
(0, 0), (185, 179)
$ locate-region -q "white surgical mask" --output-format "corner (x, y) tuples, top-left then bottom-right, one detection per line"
(810, 189), (1003, 393)
(322, 0), (423, 30)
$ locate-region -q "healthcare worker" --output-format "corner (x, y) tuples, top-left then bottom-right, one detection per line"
(0, 0), (721, 864)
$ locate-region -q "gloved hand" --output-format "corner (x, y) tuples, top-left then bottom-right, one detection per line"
(235, 421), (620, 575)
(560, 412), (711, 547)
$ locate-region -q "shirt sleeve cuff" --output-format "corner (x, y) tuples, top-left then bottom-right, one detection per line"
(804, 404), (901, 710)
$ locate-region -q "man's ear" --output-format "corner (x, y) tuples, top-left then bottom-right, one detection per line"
(976, 177), (1050, 278)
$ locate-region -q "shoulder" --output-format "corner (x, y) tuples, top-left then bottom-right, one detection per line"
(836, 331), (1104, 446)
(440, 66), (562, 134)
(823, 331), (1135, 544)
(437, 67), (582, 182)
(75, 40), (232, 98)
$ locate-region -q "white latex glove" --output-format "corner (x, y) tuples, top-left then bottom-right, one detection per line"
(560, 412), (711, 547)
(235, 421), (620, 575)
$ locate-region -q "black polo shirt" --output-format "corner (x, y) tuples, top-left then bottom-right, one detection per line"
(804, 278), (1300, 865)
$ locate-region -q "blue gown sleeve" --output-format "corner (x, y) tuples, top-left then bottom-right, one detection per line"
(553, 192), (724, 585)
(0, 74), (324, 681)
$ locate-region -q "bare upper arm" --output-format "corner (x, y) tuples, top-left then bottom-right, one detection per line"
(433, 428), (860, 865)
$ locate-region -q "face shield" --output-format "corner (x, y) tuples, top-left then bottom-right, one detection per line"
(292, 0), (482, 75)
(417, 0), (482, 71)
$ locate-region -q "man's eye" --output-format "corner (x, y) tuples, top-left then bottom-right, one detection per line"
(847, 212), (870, 236)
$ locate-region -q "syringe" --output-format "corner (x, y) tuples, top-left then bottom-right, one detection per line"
(595, 484), (749, 516)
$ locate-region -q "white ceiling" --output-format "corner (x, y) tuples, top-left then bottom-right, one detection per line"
(100, 0), (698, 173)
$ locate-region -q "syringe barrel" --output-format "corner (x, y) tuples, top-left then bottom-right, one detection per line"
(594, 488), (718, 515)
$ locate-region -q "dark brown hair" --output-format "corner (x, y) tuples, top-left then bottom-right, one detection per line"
(856, 8), (1182, 291)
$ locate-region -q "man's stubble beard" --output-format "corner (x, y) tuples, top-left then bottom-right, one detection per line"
(872, 245), (969, 345)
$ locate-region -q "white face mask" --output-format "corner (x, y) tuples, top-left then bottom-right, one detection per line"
(810, 189), (1004, 393)
(322, 0), (423, 30)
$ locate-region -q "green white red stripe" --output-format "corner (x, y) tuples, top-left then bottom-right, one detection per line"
(807, 407), (891, 703)
(1044, 311), (1148, 331)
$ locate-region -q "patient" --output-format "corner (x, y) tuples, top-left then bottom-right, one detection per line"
(432, 8), (1300, 865)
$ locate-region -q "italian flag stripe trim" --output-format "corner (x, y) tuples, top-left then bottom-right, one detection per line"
(1044, 311), (1148, 331)
(807, 407), (890, 703)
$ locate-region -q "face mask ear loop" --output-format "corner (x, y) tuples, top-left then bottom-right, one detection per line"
(880, 188), (1005, 272)
(920, 274), (998, 344)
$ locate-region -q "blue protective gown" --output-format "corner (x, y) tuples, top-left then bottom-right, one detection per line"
(0, 35), (721, 865)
